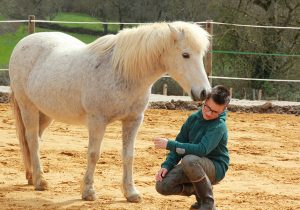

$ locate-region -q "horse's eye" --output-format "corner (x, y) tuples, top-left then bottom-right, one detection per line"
(182, 52), (190, 59)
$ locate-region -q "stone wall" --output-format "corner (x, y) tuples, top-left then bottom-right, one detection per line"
(0, 71), (9, 86)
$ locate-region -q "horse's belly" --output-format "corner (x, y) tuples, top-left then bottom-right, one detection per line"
(27, 87), (86, 125)
(24, 62), (87, 124)
(37, 104), (86, 125)
(42, 106), (86, 124)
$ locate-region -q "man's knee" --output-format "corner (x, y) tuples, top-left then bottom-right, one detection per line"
(181, 155), (205, 180)
(155, 181), (173, 195)
(182, 155), (200, 171)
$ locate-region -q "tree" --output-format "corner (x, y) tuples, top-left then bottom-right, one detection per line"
(212, 0), (299, 100)
(0, 0), (62, 19)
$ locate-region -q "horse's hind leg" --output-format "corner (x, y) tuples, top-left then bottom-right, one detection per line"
(18, 101), (48, 190)
(121, 115), (143, 203)
(39, 112), (53, 139)
(81, 116), (106, 201)
(11, 93), (33, 185)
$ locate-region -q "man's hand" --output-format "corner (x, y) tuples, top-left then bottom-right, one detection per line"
(155, 168), (168, 182)
(153, 137), (168, 149)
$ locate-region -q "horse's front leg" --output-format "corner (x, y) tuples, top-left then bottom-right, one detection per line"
(121, 115), (144, 203)
(81, 117), (106, 201)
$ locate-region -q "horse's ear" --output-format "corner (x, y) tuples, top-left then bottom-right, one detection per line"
(168, 24), (177, 40)
(168, 24), (184, 41)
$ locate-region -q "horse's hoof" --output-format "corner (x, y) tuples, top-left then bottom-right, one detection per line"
(34, 179), (48, 191)
(26, 172), (33, 185)
(82, 189), (96, 201)
(27, 178), (33, 185)
(126, 194), (142, 203)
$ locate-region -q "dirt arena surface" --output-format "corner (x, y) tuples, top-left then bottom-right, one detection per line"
(0, 103), (299, 210)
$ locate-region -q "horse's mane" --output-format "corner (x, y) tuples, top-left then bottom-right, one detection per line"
(88, 34), (117, 55)
(88, 22), (210, 81)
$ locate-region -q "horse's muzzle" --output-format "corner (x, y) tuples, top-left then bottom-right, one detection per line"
(191, 89), (209, 101)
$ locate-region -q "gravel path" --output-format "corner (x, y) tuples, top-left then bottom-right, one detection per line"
(149, 94), (300, 106)
(0, 86), (10, 93)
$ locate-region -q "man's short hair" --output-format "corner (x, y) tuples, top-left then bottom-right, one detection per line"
(207, 85), (230, 105)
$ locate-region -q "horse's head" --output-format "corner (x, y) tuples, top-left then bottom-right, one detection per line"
(161, 22), (211, 101)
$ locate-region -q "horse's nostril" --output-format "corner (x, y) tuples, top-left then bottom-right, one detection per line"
(200, 89), (206, 100)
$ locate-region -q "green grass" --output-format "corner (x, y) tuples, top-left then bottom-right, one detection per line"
(36, 27), (98, 43)
(0, 24), (99, 69)
(51, 12), (120, 33)
(0, 25), (27, 68)
(0, 12), (139, 68)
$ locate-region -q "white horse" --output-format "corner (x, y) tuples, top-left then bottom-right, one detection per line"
(9, 21), (211, 202)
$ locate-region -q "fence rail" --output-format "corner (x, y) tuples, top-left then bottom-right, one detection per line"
(1, 19), (300, 30)
(1, 68), (299, 83)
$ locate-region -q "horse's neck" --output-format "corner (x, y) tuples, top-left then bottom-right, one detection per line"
(136, 67), (165, 93)
(87, 46), (165, 95)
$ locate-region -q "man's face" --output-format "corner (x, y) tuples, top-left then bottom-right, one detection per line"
(202, 98), (227, 120)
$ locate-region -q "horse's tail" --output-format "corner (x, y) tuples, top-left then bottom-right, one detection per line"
(10, 91), (31, 178)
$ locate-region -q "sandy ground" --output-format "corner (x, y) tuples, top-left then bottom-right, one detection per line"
(0, 103), (299, 210)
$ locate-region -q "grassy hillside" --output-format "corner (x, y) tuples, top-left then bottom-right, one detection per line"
(0, 13), (109, 69)
(0, 25), (99, 69)
(51, 12), (120, 33)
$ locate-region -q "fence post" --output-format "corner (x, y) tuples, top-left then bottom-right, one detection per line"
(258, 89), (262, 100)
(243, 89), (247, 99)
(229, 88), (233, 98)
(205, 20), (213, 85)
(252, 89), (256, 100)
(28, 15), (35, 34)
(163, 83), (168, 96)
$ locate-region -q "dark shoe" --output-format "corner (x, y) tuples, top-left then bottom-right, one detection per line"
(190, 202), (201, 210)
(190, 202), (200, 210)
(192, 175), (215, 210)
(190, 201), (216, 210)
(190, 202), (216, 210)
(189, 195), (201, 209)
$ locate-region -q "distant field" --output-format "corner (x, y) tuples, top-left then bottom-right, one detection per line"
(51, 12), (122, 33)
(0, 25), (99, 69)
(0, 12), (119, 69)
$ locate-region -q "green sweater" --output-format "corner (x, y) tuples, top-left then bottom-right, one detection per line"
(161, 109), (229, 182)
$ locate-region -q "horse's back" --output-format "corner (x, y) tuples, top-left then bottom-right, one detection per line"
(9, 32), (85, 81)
(13, 32), (84, 51)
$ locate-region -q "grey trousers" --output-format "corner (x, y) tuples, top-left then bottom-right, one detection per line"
(156, 155), (216, 196)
